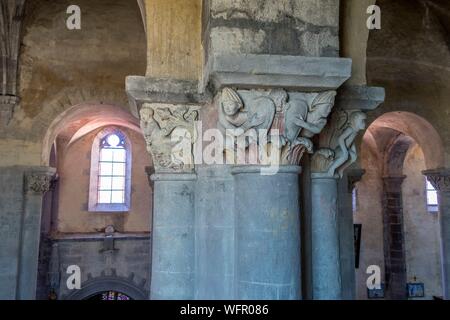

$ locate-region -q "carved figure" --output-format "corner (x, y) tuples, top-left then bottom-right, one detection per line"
(283, 91), (336, 154)
(312, 110), (367, 178)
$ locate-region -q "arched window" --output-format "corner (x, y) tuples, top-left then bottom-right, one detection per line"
(425, 178), (438, 213)
(89, 128), (131, 212)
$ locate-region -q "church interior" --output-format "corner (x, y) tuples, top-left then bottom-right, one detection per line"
(0, 0), (449, 301)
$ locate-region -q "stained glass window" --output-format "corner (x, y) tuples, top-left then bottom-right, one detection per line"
(98, 133), (127, 204)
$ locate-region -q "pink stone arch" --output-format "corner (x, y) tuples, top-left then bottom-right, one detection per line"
(366, 111), (445, 170)
(41, 103), (141, 166)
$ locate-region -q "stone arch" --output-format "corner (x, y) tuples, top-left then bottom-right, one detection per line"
(41, 101), (140, 166)
(64, 274), (148, 300)
(357, 110), (445, 299)
(365, 111), (445, 171)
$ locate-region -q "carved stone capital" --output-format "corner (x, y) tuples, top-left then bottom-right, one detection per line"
(347, 168), (366, 193)
(311, 85), (385, 178)
(382, 175), (407, 193)
(140, 103), (200, 173)
(216, 87), (336, 166)
(423, 169), (450, 192)
(24, 168), (57, 195)
(311, 108), (367, 178)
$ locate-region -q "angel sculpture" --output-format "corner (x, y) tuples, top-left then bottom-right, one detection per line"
(283, 91), (336, 162)
(312, 110), (367, 178)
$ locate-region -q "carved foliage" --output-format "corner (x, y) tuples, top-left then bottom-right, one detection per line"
(25, 172), (55, 194)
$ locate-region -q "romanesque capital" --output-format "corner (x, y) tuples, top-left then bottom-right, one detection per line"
(311, 85), (385, 178)
(423, 169), (450, 192)
(311, 108), (367, 178)
(24, 169), (56, 195)
(140, 103), (200, 172)
(216, 87), (336, 166)
(347, 168), (366, 193)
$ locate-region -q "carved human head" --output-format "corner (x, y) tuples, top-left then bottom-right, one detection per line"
(350, 111), (367, 131)
(221, 88), (243, 116)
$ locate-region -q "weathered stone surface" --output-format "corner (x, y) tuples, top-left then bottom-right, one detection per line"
(206, 0), (339, 58)
(126, 76), (210, 117)
(0, 0), (26, 125)
(204, 53), (352, 92)
(51, 236), (150, 299)
(149, 172), (196, 299)
(310, 175), (341, 300)
(336, 85), (386, 111)
(232, 165), (302, 300)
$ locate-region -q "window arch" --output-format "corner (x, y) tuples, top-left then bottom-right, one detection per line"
(89, 127), (132, 212)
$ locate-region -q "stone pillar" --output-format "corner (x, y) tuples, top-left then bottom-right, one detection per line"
(310, 175), (341, 299)
(194, 165), (235, 300)
(17, 167), (56, 300)
(338, 168), (365, 300)
(137, 100), (200, 300)
(149, 172), (196, 299)
(423, 169), (450, 299)
(382, 176), (407, 300)
(232, 165), (302, 300)
(308, 86), (384, 300)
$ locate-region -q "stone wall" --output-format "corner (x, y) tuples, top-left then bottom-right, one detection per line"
(56, 127), (152, 233)
(355, 142), (443, 299)
(0, 0), (146, 166)
(0, 167), (25, 299)
(48, 236), (151, 299)
(206, 0), (339, 58)
(402, 144), (442, 299)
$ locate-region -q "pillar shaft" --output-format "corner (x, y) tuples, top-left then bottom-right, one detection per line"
(149, 172), (196, 300)
(194, 165), (235, 299)
(17, 167), (55, 300)
(423, 169), (450, 299)
(338, 169), (365, 300)
(382, 176), (407, 300)
(311, 175), (342, 299)
(232, 166), (302, 300)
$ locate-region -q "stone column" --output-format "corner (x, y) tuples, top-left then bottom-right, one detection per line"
(382, 176), (407, 300)
(17, 167), (56, 300)
(138, 100), (201, 300)
(423, 169), (450, 299)
(338, 168), (365, 300)
(309, 86), (384, 299)
(149, 172), (196, 299)
(232, 165), (302, 300)
(194, 165), (235, 300)
(310, 174), (342, 299)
